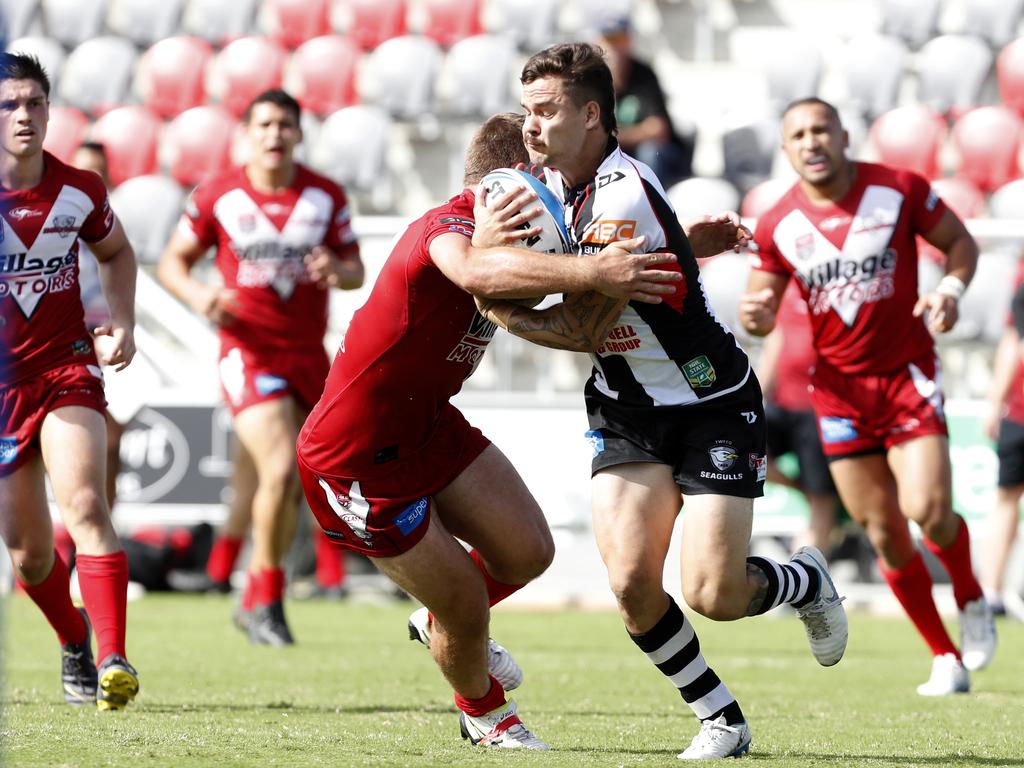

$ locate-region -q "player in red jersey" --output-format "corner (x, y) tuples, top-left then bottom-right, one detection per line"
(740, 97), (995, 694)
(157, 89), (365, 645)
(297, 112), (682, 750)
(0, 52), (139, 710)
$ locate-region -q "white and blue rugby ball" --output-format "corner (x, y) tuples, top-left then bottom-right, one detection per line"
(480, 168), (571, 255)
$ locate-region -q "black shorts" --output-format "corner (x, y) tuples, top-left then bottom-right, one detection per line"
(585, 374), (766, 498)
(764, 401), (836, 495)
(996, 417), (1024, 488)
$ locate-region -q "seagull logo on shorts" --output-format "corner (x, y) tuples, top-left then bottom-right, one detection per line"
(708, 442), (738, 470)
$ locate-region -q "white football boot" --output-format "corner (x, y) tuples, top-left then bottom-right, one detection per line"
(459, 699), (549, 750)
(791, 546), (849, 666)
(916, 653), (970, 696)
(678, 715), (752, 760)
(408, 606), (523, 690)
(959, 597), (996, 671)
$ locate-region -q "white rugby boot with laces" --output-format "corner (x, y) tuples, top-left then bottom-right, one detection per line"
(916, 653), (970, 696)
(678, 715), (752, 760)
(791, 546), (849, 666)
(959, 596), (996, 671)
(459, 699), (549, 750)
(408, 606), (523, 690)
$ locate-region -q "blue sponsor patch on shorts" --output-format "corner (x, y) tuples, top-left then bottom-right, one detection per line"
(395, 497), (428, 536)
(0, 436), (17, 465)
(585, 429), (605, 458)
(819, 417), (857, 444)
(254, 373), (288, 396)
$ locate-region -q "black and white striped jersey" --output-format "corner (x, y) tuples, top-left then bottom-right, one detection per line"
(538, 143), (751, 408)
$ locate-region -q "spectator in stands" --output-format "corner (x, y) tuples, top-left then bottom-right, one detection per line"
(982, 261), (1024, 621)
(157, 89), (365, 646)
(756, 282), (840, 556)
(740, 97), (996, 695)
(1, 52), (140, 710)
(596, 15), (694, 189)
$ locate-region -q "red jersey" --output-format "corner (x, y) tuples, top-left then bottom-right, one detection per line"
(751, 162), (948, 374)
(770, 282), (815, 411)
(178, 164), (358, 354)
(1, 152), (115, 384)
(298, 190), (491, 476)
(1006, 259), (1024, 423)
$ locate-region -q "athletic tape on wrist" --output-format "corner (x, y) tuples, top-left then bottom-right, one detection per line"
(935, 275), (966, 301)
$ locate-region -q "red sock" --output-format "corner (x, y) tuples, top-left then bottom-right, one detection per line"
(469, 550), (524, 607)
(315, 531), (345, 589)
(252, 567), (286, 607)
(18, 551), (86, 646)
(453, 675), (506, 717)
(878, 553), (959, 658)
(922, 515), (983, 610)
(241, 571), (256, 612)
(206, 534), (244, 584)
(75, 551), (129, 661)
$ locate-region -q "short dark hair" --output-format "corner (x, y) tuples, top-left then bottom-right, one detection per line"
(521, 43), (617, 135)
(75, 141), (108, 160)
(0, 52), (51, 98)
(242, 88), (301, 125)
(463, 112), (528, 185)
(782, 97), (843, 127)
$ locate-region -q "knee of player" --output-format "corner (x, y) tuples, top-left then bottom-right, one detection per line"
(607, 567), (662, 614)
(903, 494), (952, 534)
(9, 546), (56, 584)
(59, 484), (109, 526)
(682, 575), (743, 621)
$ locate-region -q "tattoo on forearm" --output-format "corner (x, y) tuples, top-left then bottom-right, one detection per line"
(745, 563), (769, 616)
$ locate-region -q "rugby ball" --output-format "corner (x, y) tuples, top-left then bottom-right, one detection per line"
(480, 168), (571, 256)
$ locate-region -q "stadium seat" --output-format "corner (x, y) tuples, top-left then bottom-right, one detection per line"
(916, 35), (992, 120)
(843, 34), (907, 120)
(160, 105), (236, 187)
(136, 36), (213, 120)
(311, 105), (392, 198)
(697, 252), (750, 337)
(917, 177), (985, 265)
(41, 105), (88, 163)
(260, 0), (331, 49)
(740, 177), (794, 219)
(361, 35), (442, 121)
(0, 0), (42, 40)
(420, 0), (483, 49)
(484, 0), (559, 51)
(990, 179), (1024, 219)
(963, 0), (1024, 50)
(440, 34), (516, 118)
(335, 0), (407, 51)
(868, 105), (947, 179)
(6, 36), (66, 94)
(181, 0), (258, 46)
(997, 38), (1024, 118)
(106, 0), (186, 48)
(880, 0), (941, 49)
(40, 0), (106, 49)
(59, 36), (137, 117)
(207, 36), (288, 119)
(721, 118), (777, 194)
(284, 35), (359, 117)
(666, 177), (740, 222)
(89, 106), (162, 186)
(729, 28), (823, 116)
(109, 175), (185, 264)
(951, 106), (1023, 193)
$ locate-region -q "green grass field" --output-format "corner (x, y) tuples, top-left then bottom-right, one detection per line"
(2, 594), (1021, 767)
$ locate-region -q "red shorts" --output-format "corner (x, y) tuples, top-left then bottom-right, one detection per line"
(297, 404), (491, 557)
(810, 352), (948, 459)
(0, 363), (106, 476)
(218, 344), (330, 416)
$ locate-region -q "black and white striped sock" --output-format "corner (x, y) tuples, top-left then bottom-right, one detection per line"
(746, 555), (819, 614)
(628, 595), (745, 726)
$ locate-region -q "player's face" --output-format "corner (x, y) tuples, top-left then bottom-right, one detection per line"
(781, 103), (848, 186)
(0, 79), (48, 160)
(244, 102), (301, 171)
(521, 76), (592, 169)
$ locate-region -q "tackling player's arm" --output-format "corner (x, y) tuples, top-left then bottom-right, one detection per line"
(88, 218), (137, 370)
(912, 209), (979, 334)
(157, 229), (239, 327)
(476, 291), (626, 352)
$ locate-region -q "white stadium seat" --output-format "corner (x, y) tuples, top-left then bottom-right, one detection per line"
(881, 0), (940, 50)
(311, 105), (393, 206)
(6, 35), (66, 94)
(843, 34), (907, 121)
(666, 177), (740, 222)
(990, 179), (1024, 219)
(107, 0), (187, 48)
(963, 0), (1024, 50)
(361, 34), (442, 121)
(916, 35), (993, 119)
(110, 174), (186, 264)
(181, 0), (259, 46)
(484, 0), (559, 51)
(729, 28), (823, 116)
(59, 36), (137, 116)
(440, 34), (516, 119)
(40, 0), (106, 49)
(0, 0), (42, 40)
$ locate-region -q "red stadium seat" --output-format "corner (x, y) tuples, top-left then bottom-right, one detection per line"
(182, 0), (259, 46)
(868, 105), (947, 179)
(337, 0), (407, 51)
(421, 0), (483, 49)
(89, 106), (162, 187)
(917, 177), (985, 264)
(42, 106), (89, 163)
(161, 106), (236, 187)
(261, 0), (331, 49)
(284, 35), (359, 117)
(136, 37), (214, 120)
(997, 38), (1024, 118)
(59, 36), (138, 117)
(208, 36), (288, 118)
(740, 177), (795, 219)
(951, 106), (1023, 192)
(106, 0), (187, 48)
